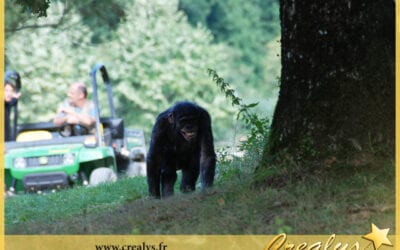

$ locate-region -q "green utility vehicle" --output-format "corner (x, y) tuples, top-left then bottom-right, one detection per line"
(4, 64), (140, 194)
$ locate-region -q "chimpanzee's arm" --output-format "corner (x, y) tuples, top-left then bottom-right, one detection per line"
(199, 109), (216, 188)
(146, 112), (169, 198)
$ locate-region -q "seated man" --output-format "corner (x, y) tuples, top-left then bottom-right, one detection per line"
(53, 82), (96, 135)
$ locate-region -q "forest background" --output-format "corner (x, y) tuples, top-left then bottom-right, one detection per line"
(5, 0), (280, 144)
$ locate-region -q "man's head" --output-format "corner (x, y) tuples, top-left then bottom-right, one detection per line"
(67, 82), (87, 107)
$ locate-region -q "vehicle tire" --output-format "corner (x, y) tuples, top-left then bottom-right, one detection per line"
(89, 167), (117, 186)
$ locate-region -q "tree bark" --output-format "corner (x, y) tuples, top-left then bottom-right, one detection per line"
(266, 1), (395, 162)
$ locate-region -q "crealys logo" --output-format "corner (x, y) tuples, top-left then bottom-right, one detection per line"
(265, 223), (393, 250)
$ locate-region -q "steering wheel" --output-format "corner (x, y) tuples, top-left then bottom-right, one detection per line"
(59, 123), (90, 137)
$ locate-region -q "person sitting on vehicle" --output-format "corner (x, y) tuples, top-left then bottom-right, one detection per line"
(53, 82), (96, 135)
(4, 81), (21, 141)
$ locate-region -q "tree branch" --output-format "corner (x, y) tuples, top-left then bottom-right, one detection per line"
(6, 5), (71, 32)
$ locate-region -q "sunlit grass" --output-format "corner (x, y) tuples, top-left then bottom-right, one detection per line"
(5, 176), (147, 226)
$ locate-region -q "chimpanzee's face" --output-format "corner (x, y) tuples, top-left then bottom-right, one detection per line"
(178, 115), (199, 142)
(169, 102), (201, 142)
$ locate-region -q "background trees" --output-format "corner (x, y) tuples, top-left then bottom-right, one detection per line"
(179, 0), (281, 113)
(6, 2), (94, 122)
(5, 0), (280, 142)
(6, 0), (394, 162)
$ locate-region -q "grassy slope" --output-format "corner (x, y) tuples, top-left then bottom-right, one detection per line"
(5, 156), (394, 235)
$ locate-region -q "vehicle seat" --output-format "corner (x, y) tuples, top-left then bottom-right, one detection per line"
(16, 131), (53, 142)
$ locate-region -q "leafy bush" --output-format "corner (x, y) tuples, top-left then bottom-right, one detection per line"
(209, 69), (270, 184)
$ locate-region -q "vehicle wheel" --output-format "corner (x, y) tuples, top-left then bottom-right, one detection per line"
(89, 167), (117, 186)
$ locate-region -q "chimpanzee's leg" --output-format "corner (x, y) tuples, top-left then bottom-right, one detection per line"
(161, 166), (177, 198)
(147, 160), (161, 198)
(180, 157), (200, 193)
(199, 113), (216, 189)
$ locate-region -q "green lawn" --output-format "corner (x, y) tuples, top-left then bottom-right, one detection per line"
(5, 156), (394, 235)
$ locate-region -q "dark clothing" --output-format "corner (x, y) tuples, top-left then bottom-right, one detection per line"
(5, 98), (17, 142)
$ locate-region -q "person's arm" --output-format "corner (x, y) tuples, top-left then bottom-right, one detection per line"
(73, 112), (95, 127)
(7, 97), (18, 107)
(53, 107), (95, 127)
(53, 105), (68, 126)
(53, 116), (68, 126)
(80, 101), (97, 127)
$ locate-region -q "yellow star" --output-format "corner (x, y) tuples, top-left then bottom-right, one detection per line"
(362, 223), (393, 250)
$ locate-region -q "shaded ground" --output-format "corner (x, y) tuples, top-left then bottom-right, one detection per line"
(6, 155), (394, 235)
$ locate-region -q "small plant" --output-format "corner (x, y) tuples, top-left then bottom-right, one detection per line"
(273, 217), (293, 234)
(208, 68), (270, 154)
(215, 146), (244, 185)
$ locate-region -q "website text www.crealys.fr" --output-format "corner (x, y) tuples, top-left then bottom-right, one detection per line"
(95, 241), (167, 250)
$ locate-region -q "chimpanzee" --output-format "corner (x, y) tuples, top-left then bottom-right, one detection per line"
(146, 101), (216, 198)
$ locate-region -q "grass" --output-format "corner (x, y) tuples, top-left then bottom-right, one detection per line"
(5, 153), (395, 235)
(5, 176), (147, 227)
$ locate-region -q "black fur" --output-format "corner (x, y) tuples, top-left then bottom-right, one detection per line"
(146, 101), (216, 198)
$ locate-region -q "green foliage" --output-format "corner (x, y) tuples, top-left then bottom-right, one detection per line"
(208, 69), (270, 148)
(273, 217), (293, 234)
(5, 0), (237, 140)
(6, 3), (94, 122)
(101, 0), (236, 139)
(14, 0), (50, 17)
(6, 0), (128, 44)
(215, 147), (245, 185)
(179, 0), (280, 47)
(5, 0), (281, 141)
(5, 0), (30, 32)
(75, 0), (127, 43)
(209, 69), (270, 187)
(179, 0), (281, 103)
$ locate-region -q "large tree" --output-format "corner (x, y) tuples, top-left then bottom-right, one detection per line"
(265, 1), (395, 162)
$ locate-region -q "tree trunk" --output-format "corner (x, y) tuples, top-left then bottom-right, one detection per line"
(265, 1), (395, 162)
